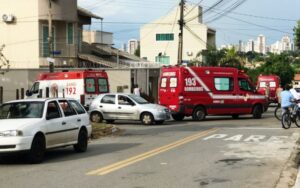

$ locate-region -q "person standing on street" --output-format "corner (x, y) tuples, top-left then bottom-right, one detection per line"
(133, 84), (141, 96)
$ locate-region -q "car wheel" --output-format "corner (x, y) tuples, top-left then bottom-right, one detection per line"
(172, 113), (185, 121)
(252, 105), (262, 119)
(192, 106), (206, 121)
(141, 113), (154, 125)
(90, 112), (103, 123)
(74, 129), (88, 153)
(155, 120), (165, 125)
(27, 134), (45, 164)
(106, 120), (115, 124)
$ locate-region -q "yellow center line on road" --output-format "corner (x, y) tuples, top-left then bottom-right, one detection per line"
(86, 128), (219, 176)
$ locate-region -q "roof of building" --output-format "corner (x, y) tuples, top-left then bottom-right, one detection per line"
(294, 74), (300, 81)
(78, 7), (102, 20)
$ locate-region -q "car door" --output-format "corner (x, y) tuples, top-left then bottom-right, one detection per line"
(58, 100), (79, 143)
(44, 100), (67, 147)
(99, 94), (117, 119)
(237, 78), (255, 113)
(69, 100), (89, 140)
(116, 94), (138, 120)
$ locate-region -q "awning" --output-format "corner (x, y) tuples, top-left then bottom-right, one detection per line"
(78, 7), (103, 20)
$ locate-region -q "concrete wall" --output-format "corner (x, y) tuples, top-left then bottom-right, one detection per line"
(83, 30), (113, 45)
(0, 68), (160, 103)
(38, 0), (77, 22)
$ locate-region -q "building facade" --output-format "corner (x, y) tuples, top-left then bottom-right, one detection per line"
(0, 0), (100, 69)
(140, 5), (216, 66)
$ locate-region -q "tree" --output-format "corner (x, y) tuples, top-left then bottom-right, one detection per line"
(294, 20), (300, 50)
(258, 53), (295, 86)
(219, 48), (245, 69)
(195, 47), (225, 66)
(134, 45), (140, 57)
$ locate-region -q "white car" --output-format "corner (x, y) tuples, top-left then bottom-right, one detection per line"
(0, 98), (91, 163)
(89, 93), (170, 125)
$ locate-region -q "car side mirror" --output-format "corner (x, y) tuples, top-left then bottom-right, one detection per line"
(26, 90), (32, 97)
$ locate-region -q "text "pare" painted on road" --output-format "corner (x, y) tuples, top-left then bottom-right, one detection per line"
(203, 134), (288, 143)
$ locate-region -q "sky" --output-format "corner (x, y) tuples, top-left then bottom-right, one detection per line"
(78, 0), (300, 49)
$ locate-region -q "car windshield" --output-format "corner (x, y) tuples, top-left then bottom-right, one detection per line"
(0, 101), (44, 119)
(128, 94), (149, 104)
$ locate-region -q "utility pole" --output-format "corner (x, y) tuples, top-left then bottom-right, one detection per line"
(177, 0), (185, 65)
(48, 0), (54, 72)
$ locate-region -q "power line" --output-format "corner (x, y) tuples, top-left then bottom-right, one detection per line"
(205, 0), (247, 23)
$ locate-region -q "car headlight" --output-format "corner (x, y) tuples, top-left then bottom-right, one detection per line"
(0, 130), (23, 137)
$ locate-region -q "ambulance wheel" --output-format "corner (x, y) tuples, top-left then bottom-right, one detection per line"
(252, 105), (262, 119)
(172, 114), (185, 121)
(232, 114), (239, 119)
(90, 112), (103, 123)
(192, 106), (206, 121)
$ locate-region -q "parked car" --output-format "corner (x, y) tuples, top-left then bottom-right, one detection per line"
(0, 98), (91, 163)
(89, 93), (170, 125)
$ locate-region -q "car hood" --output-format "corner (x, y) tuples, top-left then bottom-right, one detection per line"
(0, 119), (42, 131)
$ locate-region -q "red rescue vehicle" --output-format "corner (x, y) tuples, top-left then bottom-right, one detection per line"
(256, 75), (280, 103)
(26, 70), (109, 107)
(159, 66), (268, 121)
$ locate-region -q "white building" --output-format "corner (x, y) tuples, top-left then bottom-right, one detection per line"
(270, 35), (294, 54)
(245, 39), (255, 52)
(255, 34), (266, 54)
(140, 5), (216, 65)
(83, 30), (113, 46)
(127, 39), (139, 55)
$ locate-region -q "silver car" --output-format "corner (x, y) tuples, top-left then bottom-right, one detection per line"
(89, 93), (170, 125)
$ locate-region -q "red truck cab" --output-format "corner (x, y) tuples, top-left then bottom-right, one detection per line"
(159, 66), (268, 121)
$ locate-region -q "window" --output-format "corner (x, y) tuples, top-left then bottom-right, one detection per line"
(46, 101), (62, 119)
(42, 25), (55, 57)
(67, 23), (74, 45)
(259, 81), (266, 88)
(118, 95), (134, 105)
(156, 33), (174, 41)
(0, 102), (44, 119)
(155, 56), (170, 65)
(98, 78), (108, 93)
(59, 100), (77, 116)
(170, 77), (177, 88)
(160, 78), (167, 88)
(238, 78), (253, 91)
(69, 100), (86, 114)
(85, 78), (96, 93)
(214, 78), (234, 91)
(269, 81), (276, 88)
(101, 95), (115, 104)
(30, 82), (40, 94)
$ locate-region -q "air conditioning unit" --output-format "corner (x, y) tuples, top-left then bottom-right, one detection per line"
(2, 14), (15, 23)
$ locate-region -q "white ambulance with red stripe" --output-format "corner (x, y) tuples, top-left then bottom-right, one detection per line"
(26, 70), (109, 107)
(159, 66), (268, 121)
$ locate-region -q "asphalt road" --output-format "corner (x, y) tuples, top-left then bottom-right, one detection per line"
(1, 107), (299, 188)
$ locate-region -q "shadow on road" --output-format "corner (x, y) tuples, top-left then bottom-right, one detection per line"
(0, 143), (140, 165)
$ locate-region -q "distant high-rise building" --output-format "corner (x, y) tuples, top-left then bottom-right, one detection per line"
(127, 39), (139, 55)
(246, 39), (254, 52)
(270, 35), (293, 54)
(256, 34), (266, 54)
